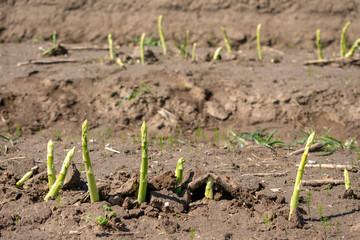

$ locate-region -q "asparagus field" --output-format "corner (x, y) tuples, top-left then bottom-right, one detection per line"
(1, 0), (360, 239)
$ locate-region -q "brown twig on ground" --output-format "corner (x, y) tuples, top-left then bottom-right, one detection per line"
(17, 59), (79, 66)
(288, 142), (324, 156)
(303, 57), (360, 66)
(241, 172), (287, 177)
(62, 44), (109, 51)
(301, 179), (344, 187)
(304, 164), (355, 172)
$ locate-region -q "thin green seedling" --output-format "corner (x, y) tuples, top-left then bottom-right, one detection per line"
(15, 123), (21, 138)
(131, 34), (160, 46)
(197, 126), (201, 138)
(316, 29), (323, 59)
(214, 127), (219, 145)
(191, 42), (197, 62)
(178, 125), (183, 138)
(221, 26), (232, 53)
(108, 33), (116, 60)
(158, 15), (167, 54)
(119, 83), (155, 103)
(326, 185), (331, 197)
(289, 132), (315, 220)
(140, 33), (146, 65)
(190, 227), (195, 239)
(86, 205), (116, 227)
(307, 189), (312, 221)
(138, 122), (148, 205)
(257, 24), (262, 61)
(0, 134), (18, 145)
(318, 202), (323, 220)
(340, 22), (351, 58)
(158, 134), (163, 152)
(213, 47), (222, 60)
(43, 30), (57, 56)
(264, 213), (270, 229)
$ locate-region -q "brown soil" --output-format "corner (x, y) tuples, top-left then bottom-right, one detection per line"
(1, 1), (360, 239)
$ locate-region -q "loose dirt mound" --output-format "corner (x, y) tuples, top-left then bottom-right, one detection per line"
(1, 0), (359, 49)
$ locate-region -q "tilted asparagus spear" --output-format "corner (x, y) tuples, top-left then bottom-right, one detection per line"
(47, 139), (56, 190)
(16, 166), (38, 188)
(44, 147), (75, 201)
(82, 120), (99, 203)
(158, 15), (167, 54)
(138, 121), (148, 205)
(289, 132), (315, 220)
(174, 158), (185, 195)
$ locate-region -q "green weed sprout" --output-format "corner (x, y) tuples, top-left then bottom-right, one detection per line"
(43, 30), (57, 56)
(86, 205), (116, 226)
(47, 139), (56, 190)
(316, 29), (323, 60)
(340, 22), (350, 58)
(174, 158), (185, 195)
(213, 47), (222, 60)
(289, 132), (315, 220)
(158, 15), (167, 54)
(345, 39), (360, 58)
(191, 42), (197, 62)
(344, 169), (352, 190)
(44, 147), (75, 201)
(16, 166), (38, 188)
(205, 176), (214, 200)
(221, 26), (232, 53)
(82, 120), (99, 203)
(108, 33), (115, 60)
(138, 121), (148, 205)
(140, 33), (145, 65)
(257, 24), (262, 61)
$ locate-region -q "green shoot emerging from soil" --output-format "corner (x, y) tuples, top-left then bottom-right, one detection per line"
(158, 15), (167, 54)
(108, 33), (115, 60)
(213, 47), (222, 60)
(138, 121), (148, 205)
(140, 33), (146, 65)
(192, 42), (197, 62)
(316, 29), (323, 59)
(345, 38), (360, 58)
(174, 158), (185, 195)
(205, 176), (214, 200)
(47, 139), (56, 190)
(344, 169), (352, 190)
(340, 22), (350, 58)
(16, 166), (38, 188)
(257, 24), (262, 61)
(289, 132), (315, 220)
(221, 26), (232, 53)
(82, 120), (99, 203)
(44, 147), (75, 201)
(86, 205), (116, 227)
(307, 189), (312, 220)
(231, 129), (283, 150)
(43, 30), (57, 56)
